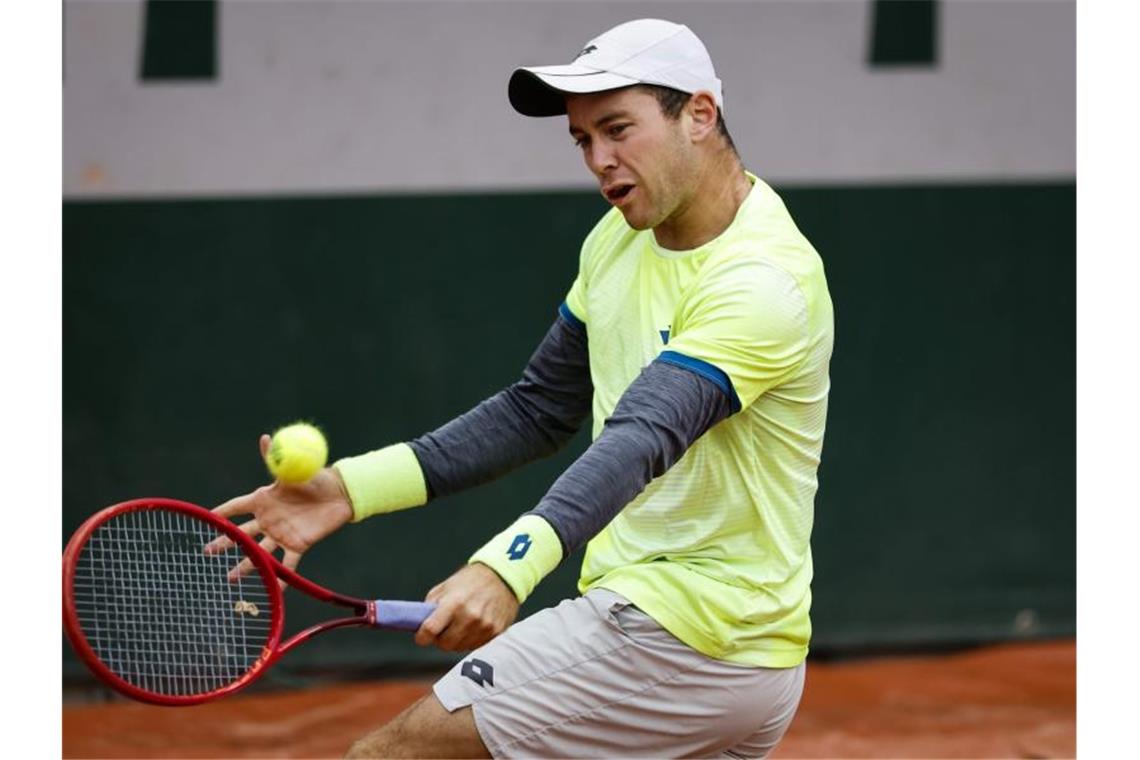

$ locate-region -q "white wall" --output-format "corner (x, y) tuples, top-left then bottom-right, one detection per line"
(64, 0), (1075, 198)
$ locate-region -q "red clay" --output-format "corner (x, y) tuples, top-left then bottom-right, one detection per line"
(63, 639), (1074, 759)
(774, 639), (1075, 759)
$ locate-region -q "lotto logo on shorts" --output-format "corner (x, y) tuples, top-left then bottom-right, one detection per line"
(507, 533), (532, 560)
(461, 658), (495, 688)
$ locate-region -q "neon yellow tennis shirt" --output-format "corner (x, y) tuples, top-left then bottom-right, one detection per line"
(566, 172), (834, 667)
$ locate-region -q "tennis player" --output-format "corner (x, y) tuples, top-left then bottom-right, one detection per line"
(216, 18), (833, 759)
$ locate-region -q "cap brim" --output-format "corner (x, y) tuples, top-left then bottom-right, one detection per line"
(509, 66), (641, 117)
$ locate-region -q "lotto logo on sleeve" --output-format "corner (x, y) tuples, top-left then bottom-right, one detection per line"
(507, 533), (532, 560)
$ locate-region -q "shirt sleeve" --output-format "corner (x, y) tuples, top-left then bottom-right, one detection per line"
(563, 211), (609, 326)
(662, 256), (810, 412)
(563, 272), (588, 327)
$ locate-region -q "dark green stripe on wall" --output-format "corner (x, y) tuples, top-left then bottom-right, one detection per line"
(140, 0), (217, 81)
(63, 182), (1074, 672)
(870, 0), (939, 67)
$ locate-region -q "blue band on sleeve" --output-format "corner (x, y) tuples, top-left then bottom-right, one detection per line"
(657, 351), (742, 413)
(558, 302), (586, 332)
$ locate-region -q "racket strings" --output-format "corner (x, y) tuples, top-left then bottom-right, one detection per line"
(71, 508), (275, 697)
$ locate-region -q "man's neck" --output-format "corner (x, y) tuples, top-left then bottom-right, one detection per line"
(652, 153), (751, 251)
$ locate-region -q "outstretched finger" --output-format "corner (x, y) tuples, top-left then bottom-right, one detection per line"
(227, 540), (266, 582)
(259, 536), (279, 555)
(259, 433), (271, 460)
(204, 517), (262, 555)
(280, 548), (303, 574)
(214, 493), (254, 520)
(225, 533), (283, 583)
(278, 548), (303, 591)
(255, 536), (291, 590)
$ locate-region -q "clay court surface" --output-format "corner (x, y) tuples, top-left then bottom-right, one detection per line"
(63, 638), (1074, 759)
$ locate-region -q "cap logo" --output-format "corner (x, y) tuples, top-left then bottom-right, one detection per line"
(574, 44), (598, 60)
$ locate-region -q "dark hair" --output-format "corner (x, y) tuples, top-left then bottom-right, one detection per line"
(638, 84), (738, 155)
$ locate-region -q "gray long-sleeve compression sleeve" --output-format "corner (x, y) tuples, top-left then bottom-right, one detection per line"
(408, 312), (735, 559)
(528, 360), (734, 557)
(408, 314), (593, 499)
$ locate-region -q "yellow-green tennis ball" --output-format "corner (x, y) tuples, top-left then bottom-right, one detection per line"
(265, 423), (328, 484)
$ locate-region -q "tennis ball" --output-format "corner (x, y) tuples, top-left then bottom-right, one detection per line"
(265, 422), (328, 484)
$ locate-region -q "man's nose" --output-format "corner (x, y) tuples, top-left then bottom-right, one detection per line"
(586, 141), (618, 177)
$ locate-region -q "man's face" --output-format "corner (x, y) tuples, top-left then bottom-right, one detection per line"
(566, 88), (696, 231)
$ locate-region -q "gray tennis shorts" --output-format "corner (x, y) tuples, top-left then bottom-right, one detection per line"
(433, 588), (805, 759)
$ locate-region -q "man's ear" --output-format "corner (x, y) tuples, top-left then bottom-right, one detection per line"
(685, 91), (720, 143)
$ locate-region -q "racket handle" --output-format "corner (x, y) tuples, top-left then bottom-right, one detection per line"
(371, 600), (437, 631)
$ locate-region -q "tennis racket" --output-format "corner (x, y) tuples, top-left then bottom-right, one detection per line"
(62, 497), (436, 706)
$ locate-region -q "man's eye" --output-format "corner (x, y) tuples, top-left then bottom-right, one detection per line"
(573, 136), (589, 148)
(609, 124), (629, 137)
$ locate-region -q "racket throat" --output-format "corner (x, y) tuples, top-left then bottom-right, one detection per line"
(278, 614), (371, 658)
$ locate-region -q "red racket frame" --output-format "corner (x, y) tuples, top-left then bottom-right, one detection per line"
(62, 498), (394, 706)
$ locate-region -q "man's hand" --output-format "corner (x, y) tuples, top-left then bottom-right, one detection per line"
(206, 434), (354, 578)
(415, 563), (520, 651)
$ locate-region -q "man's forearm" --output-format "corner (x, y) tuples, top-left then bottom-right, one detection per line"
(409, 313), (592, 499)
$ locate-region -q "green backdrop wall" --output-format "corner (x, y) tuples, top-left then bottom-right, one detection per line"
(63, 183), (1075, 675)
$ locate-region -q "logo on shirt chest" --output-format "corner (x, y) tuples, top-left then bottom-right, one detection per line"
(659, 325), (671, 345)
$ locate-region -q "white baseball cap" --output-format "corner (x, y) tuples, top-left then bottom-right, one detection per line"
(508, 19), (724, 117)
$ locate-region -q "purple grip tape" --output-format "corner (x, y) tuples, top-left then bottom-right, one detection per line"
(373, 600), (436, 631)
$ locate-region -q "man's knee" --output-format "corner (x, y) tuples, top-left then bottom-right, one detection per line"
(344, 693), (490, 759)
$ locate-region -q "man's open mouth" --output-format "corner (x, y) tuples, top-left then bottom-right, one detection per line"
(603, 184), (636, 203)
